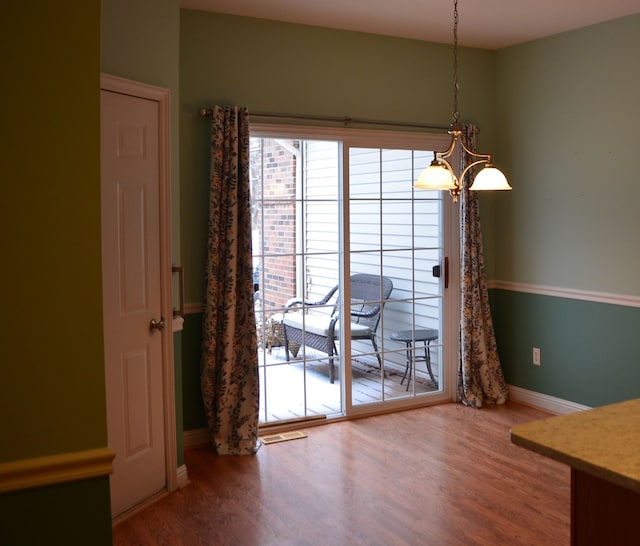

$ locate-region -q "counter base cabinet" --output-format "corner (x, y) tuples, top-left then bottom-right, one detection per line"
(572, 469), (640, 546)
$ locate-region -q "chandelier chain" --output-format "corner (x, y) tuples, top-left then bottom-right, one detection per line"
(452, 0), (459, 124)
(414, 0), (512, 198)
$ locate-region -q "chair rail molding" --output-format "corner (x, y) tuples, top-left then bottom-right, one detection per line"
(0, 447), (115, 493)
(489, 281), (640, 309)
(184, 302), (205, 315)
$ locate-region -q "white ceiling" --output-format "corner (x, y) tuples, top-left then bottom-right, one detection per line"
(181, 0), (640, 49)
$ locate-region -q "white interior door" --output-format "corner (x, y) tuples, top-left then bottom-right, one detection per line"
(101, 87), (167, 517)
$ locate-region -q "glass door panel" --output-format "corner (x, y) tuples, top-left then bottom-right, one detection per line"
(252, 136), (344, 424)
(347, 147), (445, 410)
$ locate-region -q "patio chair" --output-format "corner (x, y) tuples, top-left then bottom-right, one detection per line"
(282, 273), (393, 383)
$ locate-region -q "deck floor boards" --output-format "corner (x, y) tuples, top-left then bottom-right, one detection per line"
(259, 347), (437, 423)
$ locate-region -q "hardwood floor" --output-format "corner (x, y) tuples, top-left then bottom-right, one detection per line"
(113, 402), (570, 546)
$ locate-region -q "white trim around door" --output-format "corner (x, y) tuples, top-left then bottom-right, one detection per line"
(100, 73), (178, 505)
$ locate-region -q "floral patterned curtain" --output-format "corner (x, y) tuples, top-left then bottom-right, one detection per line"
(201, 106), (260, 454)
(457, 124), (509, 408)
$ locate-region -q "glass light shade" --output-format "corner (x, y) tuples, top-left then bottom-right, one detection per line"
(469, 166), (512, 191)
(414, 163), (456, 191)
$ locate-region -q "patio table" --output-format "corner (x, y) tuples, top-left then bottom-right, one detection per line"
(390, 329), (438, 390)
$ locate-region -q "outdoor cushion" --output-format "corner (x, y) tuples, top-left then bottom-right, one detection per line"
(282, 313), (372, 338)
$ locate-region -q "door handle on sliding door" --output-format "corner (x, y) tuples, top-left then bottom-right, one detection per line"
(432, 257), (449, 289)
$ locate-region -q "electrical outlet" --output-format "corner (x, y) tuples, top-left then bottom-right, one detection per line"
(532, 347), (541, 366)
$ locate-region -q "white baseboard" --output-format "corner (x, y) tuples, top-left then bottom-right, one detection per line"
(509, 385), (591, 415)
(183, 389), (587, 451)
(176, 464), (189, 488)
(183, 428), (211, 449)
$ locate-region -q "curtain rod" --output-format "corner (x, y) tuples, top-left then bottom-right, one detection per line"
(198, 108), (449, 132)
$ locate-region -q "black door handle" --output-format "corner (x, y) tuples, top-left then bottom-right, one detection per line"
(432, 258), (449, 288)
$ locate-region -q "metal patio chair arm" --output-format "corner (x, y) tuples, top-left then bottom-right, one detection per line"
(350, 305), (381, 319)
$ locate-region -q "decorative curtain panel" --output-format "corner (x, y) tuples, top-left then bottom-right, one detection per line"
(457, 124), (509, 408)
(201, 106), (260, 455)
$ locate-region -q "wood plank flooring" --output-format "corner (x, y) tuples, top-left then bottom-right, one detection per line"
(113, 402), (570, 546)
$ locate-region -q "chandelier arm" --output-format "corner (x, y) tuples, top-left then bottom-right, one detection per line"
(438, 157), (460, 186)
(459, 158), (490, 185)
(435, 137), (459, 162)
(458, 136), (492, 162)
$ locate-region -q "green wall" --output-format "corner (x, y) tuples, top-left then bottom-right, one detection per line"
(2, 0), (105, 463)
(182, 314), (207, 430)
(101, 0), (185, 465)
(494, 15), (640, 293)
(492, 290), (640, 407)
(178, 10), (496, 429)
(492, 15), (640, 406)
(0, 1), (112, 544)
(0, 478), (112, 546)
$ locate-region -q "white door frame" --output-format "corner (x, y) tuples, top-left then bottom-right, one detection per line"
(100, 73), (178, 498)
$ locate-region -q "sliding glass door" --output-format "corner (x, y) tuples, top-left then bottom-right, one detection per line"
(251, 125), (457, 425)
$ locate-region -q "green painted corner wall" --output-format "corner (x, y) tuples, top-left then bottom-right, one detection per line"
(1, 1), (112, 543)
(493, 15), (640, 295)
(490, 15), (640, 406)
(492, 290), (640, 407)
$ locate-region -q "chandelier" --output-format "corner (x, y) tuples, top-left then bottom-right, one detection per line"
(414, 0), (511, 203)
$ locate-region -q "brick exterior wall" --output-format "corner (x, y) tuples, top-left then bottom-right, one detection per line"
(251, 138), (298, 311)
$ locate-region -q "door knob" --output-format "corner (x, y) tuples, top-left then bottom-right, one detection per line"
(149, 318), (166, 332)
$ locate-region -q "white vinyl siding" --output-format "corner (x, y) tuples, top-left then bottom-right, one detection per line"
(300, 140), (340, 303)
(347, 147), (442, 369)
